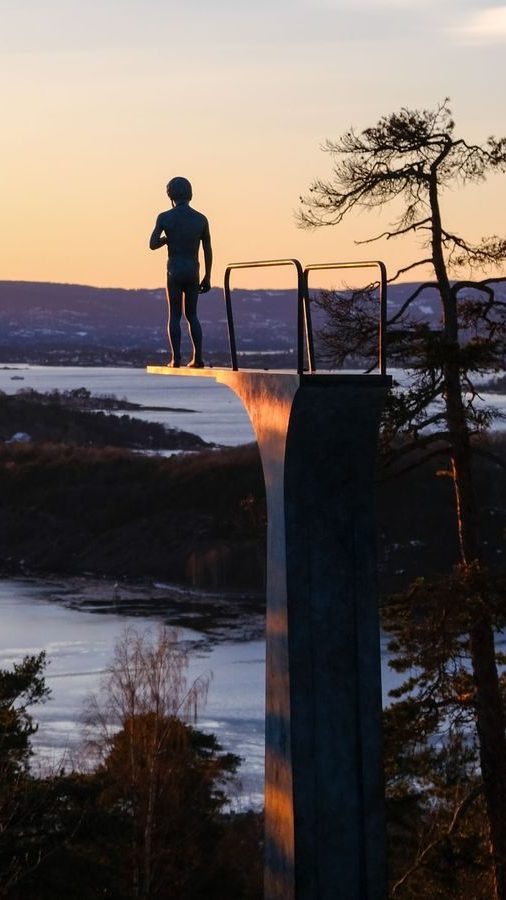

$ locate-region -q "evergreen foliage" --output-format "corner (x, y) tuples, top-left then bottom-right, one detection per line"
(0, 633), (263, 899)
(300, 99), (506, 896)
(0, 388), (208, 451)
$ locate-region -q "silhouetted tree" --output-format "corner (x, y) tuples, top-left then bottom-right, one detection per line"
(0, 651), (49, 779)
(300, 100), (506, 896)
(83, 627), (239, 899)
(382, 567), (506, 897)
(0, 634), (260, 900)
(0, 653), (51, 895)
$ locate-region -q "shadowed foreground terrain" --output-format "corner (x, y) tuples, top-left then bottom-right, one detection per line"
(0, 442), (266, 588)
(1, 385), (506, 591)
(0, 388), (210, 451)
(2, 396), (506, 899)
(1, 431), (506, 593)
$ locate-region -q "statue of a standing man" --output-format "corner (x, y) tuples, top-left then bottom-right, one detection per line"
(149, 177), (212, 368)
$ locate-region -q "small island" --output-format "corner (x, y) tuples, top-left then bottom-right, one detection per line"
(0, 387), (209, 451)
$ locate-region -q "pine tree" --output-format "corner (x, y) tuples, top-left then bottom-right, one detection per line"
(300, 100), (506, 896)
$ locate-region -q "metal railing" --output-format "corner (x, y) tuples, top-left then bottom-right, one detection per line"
(223, 258), (387, 376)
(223, 259), (311, 375)
(303, 260), (387, 376)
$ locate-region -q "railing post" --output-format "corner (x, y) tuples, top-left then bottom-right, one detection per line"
(223, 266), (239, 371)
(223, 260), (307, 373)
(303, 261), (388, 375)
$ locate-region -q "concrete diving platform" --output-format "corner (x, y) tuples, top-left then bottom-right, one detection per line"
(148, 244), (391, 900)
(147, 363), (390, 900)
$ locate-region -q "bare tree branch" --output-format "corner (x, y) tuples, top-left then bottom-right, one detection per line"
(387, 282), (439, 325)
(389, 259), (433, 282)
(355, 217), (432, 245)
(379, 446), (451, 482)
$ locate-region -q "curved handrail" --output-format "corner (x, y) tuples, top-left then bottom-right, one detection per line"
(303, 260), (387, 375)
(223, 259), (311, 374)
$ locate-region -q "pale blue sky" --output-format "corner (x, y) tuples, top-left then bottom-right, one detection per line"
(3, 0), (506, 50)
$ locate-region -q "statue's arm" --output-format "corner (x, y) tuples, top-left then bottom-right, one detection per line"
(149, 215), (167, 250)
(200, 220), (213, 292)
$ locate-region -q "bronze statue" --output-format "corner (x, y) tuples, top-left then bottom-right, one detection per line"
(149, 177), (212, 368)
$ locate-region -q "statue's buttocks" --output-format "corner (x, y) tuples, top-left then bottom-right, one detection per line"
(149, 177), (212, 368)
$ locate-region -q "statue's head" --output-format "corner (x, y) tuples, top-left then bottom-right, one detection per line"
(166, 177), (193, 205)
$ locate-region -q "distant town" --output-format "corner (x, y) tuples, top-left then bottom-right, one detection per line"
(0, 278), (457, 368)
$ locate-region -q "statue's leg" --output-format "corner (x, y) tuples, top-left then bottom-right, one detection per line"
(184, 283), (203, 366)
(166, 277), (183, 366)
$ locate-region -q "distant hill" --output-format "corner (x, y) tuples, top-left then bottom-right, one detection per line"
(1, 278), (502, 366)
(0, 280), (299, 364)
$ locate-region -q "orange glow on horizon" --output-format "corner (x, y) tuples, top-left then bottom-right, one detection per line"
(2, 8), (506, 292)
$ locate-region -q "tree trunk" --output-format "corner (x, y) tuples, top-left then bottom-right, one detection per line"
(430, 170), (506, 898)
(445, 361), (506, 898)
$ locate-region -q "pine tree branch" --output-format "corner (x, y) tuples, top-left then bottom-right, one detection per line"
(441, 231), (482, 254)
(482, 277), (506, 287)
(412, 411), (449, 431)
(387, 282), (439, 325)
(379, 447), (450, 482)
(444, 234), (506, 269)
(453, 281), (495, 302)
(389, 259), (433, 283)
(381, 431), (450, 468)
(382, 432), (452, 468)
(386, 387), (446, 432)
(452, 277), (506, 304)
(355, 217), (432, 245)
(391, 784), (484, 896)
(471, 445), (506, 471)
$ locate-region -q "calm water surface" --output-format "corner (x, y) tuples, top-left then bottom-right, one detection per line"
(2, 365), (504, 447)
(3, 364), (499, 805)
(0, 579), (265, 806)
(0, 365), (254, 446)
(0, 578), (404, 808)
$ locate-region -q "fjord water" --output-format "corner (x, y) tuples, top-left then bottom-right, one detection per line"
(0, 579), (266, 806)
(0, 578), (404, 808)
(0, 366), (260, 799)
(2, 365), (504, 804)
(1, 365), (504, 447)
(0, 365), (255, 446)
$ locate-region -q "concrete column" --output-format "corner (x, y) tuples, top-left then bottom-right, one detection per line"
(147, 366), (390, 900)
(219, 372), (390, 900)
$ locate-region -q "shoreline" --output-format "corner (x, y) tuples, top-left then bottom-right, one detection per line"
(0, 573), (266, 648)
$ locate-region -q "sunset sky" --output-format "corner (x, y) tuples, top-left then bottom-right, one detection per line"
(2, 0), (506, 290)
